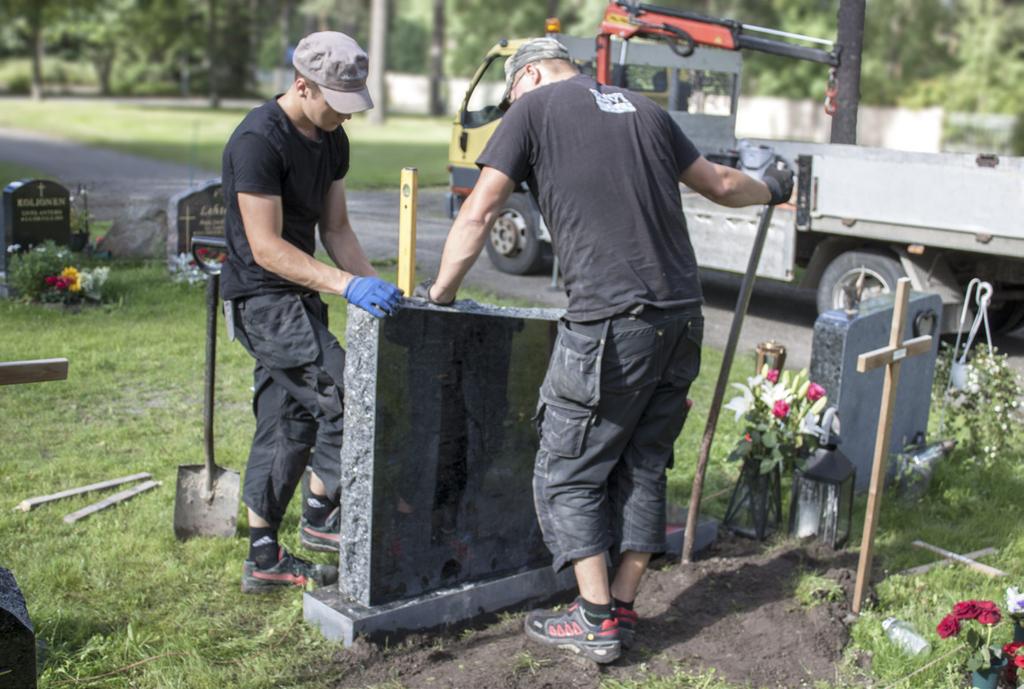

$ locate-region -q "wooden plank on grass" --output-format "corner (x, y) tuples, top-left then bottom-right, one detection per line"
(63, 480), (161, 524)
(911, 541), (1007, 578)
(14, 472), (153, 512)
(0, 358), (69, 386)
(899, 547), (997, 576)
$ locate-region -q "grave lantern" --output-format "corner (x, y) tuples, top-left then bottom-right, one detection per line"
(788, 447), (856, 549)
(755, 340), (786, 373)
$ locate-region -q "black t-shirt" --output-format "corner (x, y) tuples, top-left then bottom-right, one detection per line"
(477, 74), (702, 322)
(220, 97), (349, 300)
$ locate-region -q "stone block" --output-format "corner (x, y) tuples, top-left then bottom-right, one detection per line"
(102, 195), (167, 258)
(0, 568), (36, 689)
(810, 292), (942, 491)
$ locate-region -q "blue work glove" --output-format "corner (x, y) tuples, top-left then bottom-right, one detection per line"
(344, 276), (403, 318)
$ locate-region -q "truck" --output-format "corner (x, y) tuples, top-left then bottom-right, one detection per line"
(446, 2), (1024, 333)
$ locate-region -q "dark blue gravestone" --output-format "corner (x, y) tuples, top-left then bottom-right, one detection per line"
(0, 179), (71, 275)
(810, 292), (942, 491)
(166, 180), (225, 265)
(0, 568), (36, 689)
(305, 301), (717, 645)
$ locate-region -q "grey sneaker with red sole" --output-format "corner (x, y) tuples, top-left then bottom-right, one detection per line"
(241, 548), (338, 593)
(524, 598), (621, 664)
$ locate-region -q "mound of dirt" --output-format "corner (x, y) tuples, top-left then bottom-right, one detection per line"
(323, 535), (859, 689)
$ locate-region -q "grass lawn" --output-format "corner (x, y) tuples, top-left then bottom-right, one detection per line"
(0, 160), (46, 184)
(1, 259), (1021, 688)
(0, 99), (452, 190)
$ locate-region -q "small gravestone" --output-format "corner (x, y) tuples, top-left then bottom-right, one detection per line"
(305, 302), (715, 644)
(1, 179), (71, 274)
(810, 291), (941, 491)
(166, 180), (225, 266)
(0, 568), (36, 689)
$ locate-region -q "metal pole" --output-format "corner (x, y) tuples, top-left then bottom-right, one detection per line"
(829, 0), (865, 144)
(682, 205), (775, 563)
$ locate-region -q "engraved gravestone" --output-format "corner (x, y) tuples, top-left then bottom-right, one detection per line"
(166, 180), (225, 265)
(0, 568), (36, 689)
(810, 292), (942, 491)
(305, 301), (718, 644)
(1, 179), (71, 274)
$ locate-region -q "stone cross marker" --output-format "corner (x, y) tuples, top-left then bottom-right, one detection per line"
(851, 278), (933, 614)
(166, 180), (225, 265)
(0, 179), (71, 275)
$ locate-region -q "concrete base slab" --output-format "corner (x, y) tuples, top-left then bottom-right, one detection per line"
(304, 518), (719, 646)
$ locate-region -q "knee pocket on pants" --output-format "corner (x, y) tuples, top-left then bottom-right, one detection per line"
(281, 416), (317, 446)
(538, 403), (592, 459)
(241, 295), (320, 369)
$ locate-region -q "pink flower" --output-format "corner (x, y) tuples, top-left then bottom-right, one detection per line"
(772, 400), (790, 419)
(766, 369), (780, 383)
(807, 382), (826, 401)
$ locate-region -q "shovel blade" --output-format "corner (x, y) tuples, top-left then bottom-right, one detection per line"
(173, 464), (241, 540)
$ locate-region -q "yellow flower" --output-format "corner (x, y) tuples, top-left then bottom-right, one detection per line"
(61, 266), (82, 293)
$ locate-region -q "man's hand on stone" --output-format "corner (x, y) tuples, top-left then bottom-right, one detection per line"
(412, 278), (455, 306)
(763, 156), (794, 206)
(344, 276), (403, 318)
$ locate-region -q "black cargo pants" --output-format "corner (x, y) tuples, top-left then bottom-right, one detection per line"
(233, 291), (345, 529)
(533, 306), (702, 571)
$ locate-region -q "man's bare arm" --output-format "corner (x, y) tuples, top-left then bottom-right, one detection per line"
(238, 192), (354, 296)
(318, 178), (379, 280)
(429, 167), (516, 303)
(679, 157), (773, 208)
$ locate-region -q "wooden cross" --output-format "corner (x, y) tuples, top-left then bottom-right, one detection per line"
(0, 358), (69, 386)
(851, 278), (933, 613)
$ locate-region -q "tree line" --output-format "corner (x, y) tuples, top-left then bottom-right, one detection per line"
(1, 0), (1022, 119)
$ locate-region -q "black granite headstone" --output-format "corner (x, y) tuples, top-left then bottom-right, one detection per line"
(1, 179), (71, 274)
(0, 568), (36, 689)
(809, 292), (941, 491)
(166, 180), (225, 263)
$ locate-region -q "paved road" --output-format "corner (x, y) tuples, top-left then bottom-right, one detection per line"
(2, 126), (1021, 373)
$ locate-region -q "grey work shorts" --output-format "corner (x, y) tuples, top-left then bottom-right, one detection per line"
(532, 306), (703, 571)
(234, 291), (346, 528)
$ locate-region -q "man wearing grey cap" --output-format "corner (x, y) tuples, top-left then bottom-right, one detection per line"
(220, 30), (403, 593)
(418, 37), (793, 661)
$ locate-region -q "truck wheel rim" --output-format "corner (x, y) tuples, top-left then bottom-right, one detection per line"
(491, 209), (527, 257)
(831, 267), (890, 310)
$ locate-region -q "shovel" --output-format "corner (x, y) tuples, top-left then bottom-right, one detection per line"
(174, 235), (240, 539)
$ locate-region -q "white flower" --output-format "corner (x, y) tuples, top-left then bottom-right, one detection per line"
(6, 243), (21, 253)
(1007, 587), (1024, 614)
(725, 383), (753, 421)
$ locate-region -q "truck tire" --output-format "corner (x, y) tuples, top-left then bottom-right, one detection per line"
(484, 195), (549, 275)
(816, 250), (906, 315)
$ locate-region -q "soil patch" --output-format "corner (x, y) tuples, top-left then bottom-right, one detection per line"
(320, 535), (860, 689)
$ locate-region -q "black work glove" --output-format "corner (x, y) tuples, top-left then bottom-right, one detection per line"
(762, 156), (794, 206)
(412, 278), (454, 306)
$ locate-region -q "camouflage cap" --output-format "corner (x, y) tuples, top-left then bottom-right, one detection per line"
(500, 37), (571, 110)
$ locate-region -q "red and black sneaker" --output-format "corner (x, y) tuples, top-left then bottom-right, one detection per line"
(299, 507), (340, 553)
(612, 606), (638, 648)
(241, 548), (338, 593)
(524, 598), (621, 664)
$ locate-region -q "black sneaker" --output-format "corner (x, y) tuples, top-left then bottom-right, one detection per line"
(300, 507), (340, 553)
(524, 598), (621, 664)
(612, 606), (638, 648)
(241, 548), (338, 593)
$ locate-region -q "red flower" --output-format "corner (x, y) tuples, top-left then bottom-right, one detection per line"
(772, 400), (790, 419)
(977, 609), (1001, 626)
(1015, 655), (1024, 669)
(953, 601), (981, 619)
(1003, 642), (1024, 655)
(806, 382), (826, 401)
(766, 369), (780, 383)
(744, 433), (752, 442)
(975, 600), (999, 612)
(44, 276), (57, 286)
(936, 614), (960, 639)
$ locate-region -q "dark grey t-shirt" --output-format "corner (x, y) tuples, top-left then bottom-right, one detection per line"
(477, 74), (702, 322)
(220, 98), (349, 300)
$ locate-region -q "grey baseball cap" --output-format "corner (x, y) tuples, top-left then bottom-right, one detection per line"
(500, 37), (571, 110)
(292, 31), (374, 114)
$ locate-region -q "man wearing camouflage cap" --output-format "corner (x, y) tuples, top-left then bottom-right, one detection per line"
(418, 37), (793, 661)
(220, 31), (403, 593)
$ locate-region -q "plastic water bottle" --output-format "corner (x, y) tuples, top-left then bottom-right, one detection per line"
(882, 618), (931, 656)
